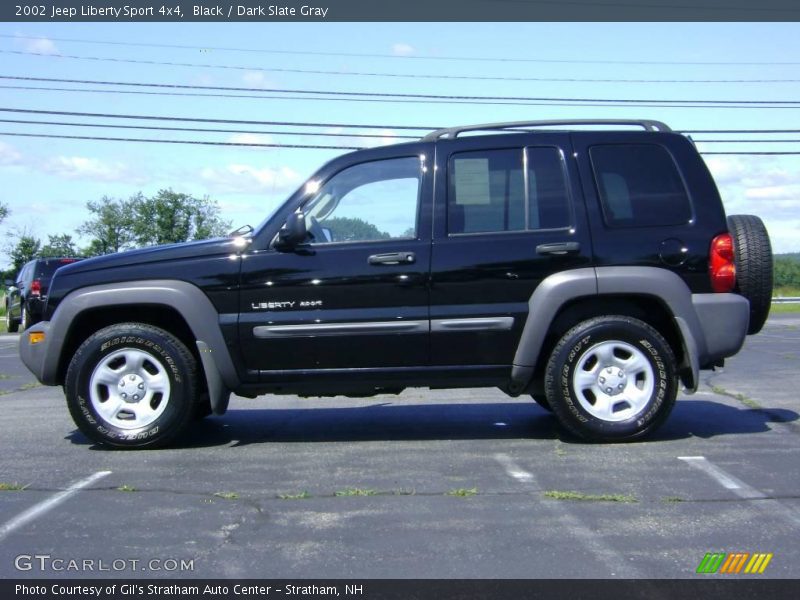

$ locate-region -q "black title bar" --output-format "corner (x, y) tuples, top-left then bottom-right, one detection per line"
(3, 0), (800, 22)
(5, 579), (799, 600)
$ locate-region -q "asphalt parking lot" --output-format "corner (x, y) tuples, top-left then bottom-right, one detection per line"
(0, 315), (798, 579)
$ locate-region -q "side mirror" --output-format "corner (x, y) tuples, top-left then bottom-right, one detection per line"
(3, 279), (13, 287)
(276, 212), (308, 248)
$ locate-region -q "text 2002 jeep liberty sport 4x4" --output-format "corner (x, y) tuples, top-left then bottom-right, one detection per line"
(20, 120), (774, 449)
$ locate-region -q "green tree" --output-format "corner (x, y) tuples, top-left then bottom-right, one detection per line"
(77, 195), (138, 255)
(132, 189), (230, 246)
(0, 202), (8, 225)
(323, 217), (391, 242)
(40, 234), (78, 258)
(8, 234), (41, 273)
(774, 256), (800, 289)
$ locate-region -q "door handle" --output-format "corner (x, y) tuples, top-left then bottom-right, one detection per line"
(368, 252), (416, 265)
(536, 242), (581, 256)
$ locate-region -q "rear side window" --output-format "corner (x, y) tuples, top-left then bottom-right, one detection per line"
(448, 147), (571, 234)
(590, 144), (692, 228)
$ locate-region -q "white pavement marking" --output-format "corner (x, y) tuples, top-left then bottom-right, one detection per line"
(0, 471), (112, 541)
(493, 453), (644, 578)
(678, 456), (800, 527)
(494, 452), (534, 483)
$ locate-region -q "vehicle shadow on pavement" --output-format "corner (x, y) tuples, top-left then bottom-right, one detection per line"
(65, 399), (798, 449)
(652, 399), (798, 441)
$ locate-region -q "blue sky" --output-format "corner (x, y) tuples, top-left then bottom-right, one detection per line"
(1, 22), (799, 265)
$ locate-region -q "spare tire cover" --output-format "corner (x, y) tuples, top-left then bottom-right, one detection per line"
(726, 214), (773, 334)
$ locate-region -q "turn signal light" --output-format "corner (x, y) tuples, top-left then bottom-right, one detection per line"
(30, 279), (41, 297)
(709, 233), (736, 293)
(29, 332), (45, 345)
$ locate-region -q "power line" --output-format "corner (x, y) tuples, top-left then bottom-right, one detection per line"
(3, 73), (800, 106)
(3, 83), (800, 111)
(4, 49), (800, 85)
(4, 34), (800, 66)
(0, 107), (436, 130)
(4, 107), (800, 136)
(0, 131), (362, 150)
(5, 117), (800, 145)
(0, 118), (419, 139)
(1, 131), (799, 155)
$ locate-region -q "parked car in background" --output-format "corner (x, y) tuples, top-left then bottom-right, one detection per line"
(6, 257), (83, 332)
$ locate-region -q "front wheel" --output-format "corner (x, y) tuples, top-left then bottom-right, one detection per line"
(65, 323), (198, 449)
(544, 316), (678, 442)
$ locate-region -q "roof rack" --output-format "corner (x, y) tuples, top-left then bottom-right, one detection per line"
(421, 119), (672, 141)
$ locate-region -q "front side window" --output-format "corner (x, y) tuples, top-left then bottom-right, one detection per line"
(302, 156), (422, 244)
(590, 144), (692, 228)
(448, 147), (571, 234)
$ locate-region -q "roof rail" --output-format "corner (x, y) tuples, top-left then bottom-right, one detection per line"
(421, 119), (672, 141)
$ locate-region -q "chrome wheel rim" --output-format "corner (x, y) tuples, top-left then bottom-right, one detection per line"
(572, 340), (655, 422)
(88, 348), (171, 430)
(20, 308), (26, 330)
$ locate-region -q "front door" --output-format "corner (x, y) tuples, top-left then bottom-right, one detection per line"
(238, 150), (432, 374)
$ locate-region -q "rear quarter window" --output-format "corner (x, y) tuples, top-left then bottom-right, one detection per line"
(589, 144), (692, 228)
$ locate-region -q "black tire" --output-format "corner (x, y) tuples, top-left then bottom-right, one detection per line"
(531, 394), (553, 412)
(65, 323), (198, 449)
(5, 304), (19, 333)
(544, 316), (678, 442)
(727, 214), (773, 335)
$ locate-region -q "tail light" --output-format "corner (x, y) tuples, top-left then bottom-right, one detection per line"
(30, 279), (41, 297)
(709, 233), (736, 293)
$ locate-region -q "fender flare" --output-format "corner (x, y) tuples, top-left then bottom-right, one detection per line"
(39, 280), (237, 414)
(510, 267), (705, 393)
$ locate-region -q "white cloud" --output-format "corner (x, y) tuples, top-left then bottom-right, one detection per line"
(391, 43), (415, 56)
(0, 141), (22, 165)
(198, 164), (302, 195)
(15, 34), (59, 55)
(41, 156), (146, 184)
(703, 155), (800, 252)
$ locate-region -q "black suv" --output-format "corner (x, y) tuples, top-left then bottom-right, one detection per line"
(19, 120), (773, 448)
(6, 257), (83, 333)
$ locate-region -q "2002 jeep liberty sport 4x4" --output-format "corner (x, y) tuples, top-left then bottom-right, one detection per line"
(20, 120), (774, 449)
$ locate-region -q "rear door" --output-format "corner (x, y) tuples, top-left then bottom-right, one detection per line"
(429, 134), (592, 366)
(571, 132), (708, 290)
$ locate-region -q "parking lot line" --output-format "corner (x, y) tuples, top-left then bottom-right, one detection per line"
(0, 471), (112, 542)
(493, 453), (643, 578)
(494, 452), (534, 483)
(678, 456), (800, 527)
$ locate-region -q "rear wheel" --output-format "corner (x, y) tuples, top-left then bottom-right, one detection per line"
(65, 323), (198, 449)
(5, 304), (19, 333)
(20, 305), (29, 331)
(544, 316), (678, 442)
(727, 214), (773, 334)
